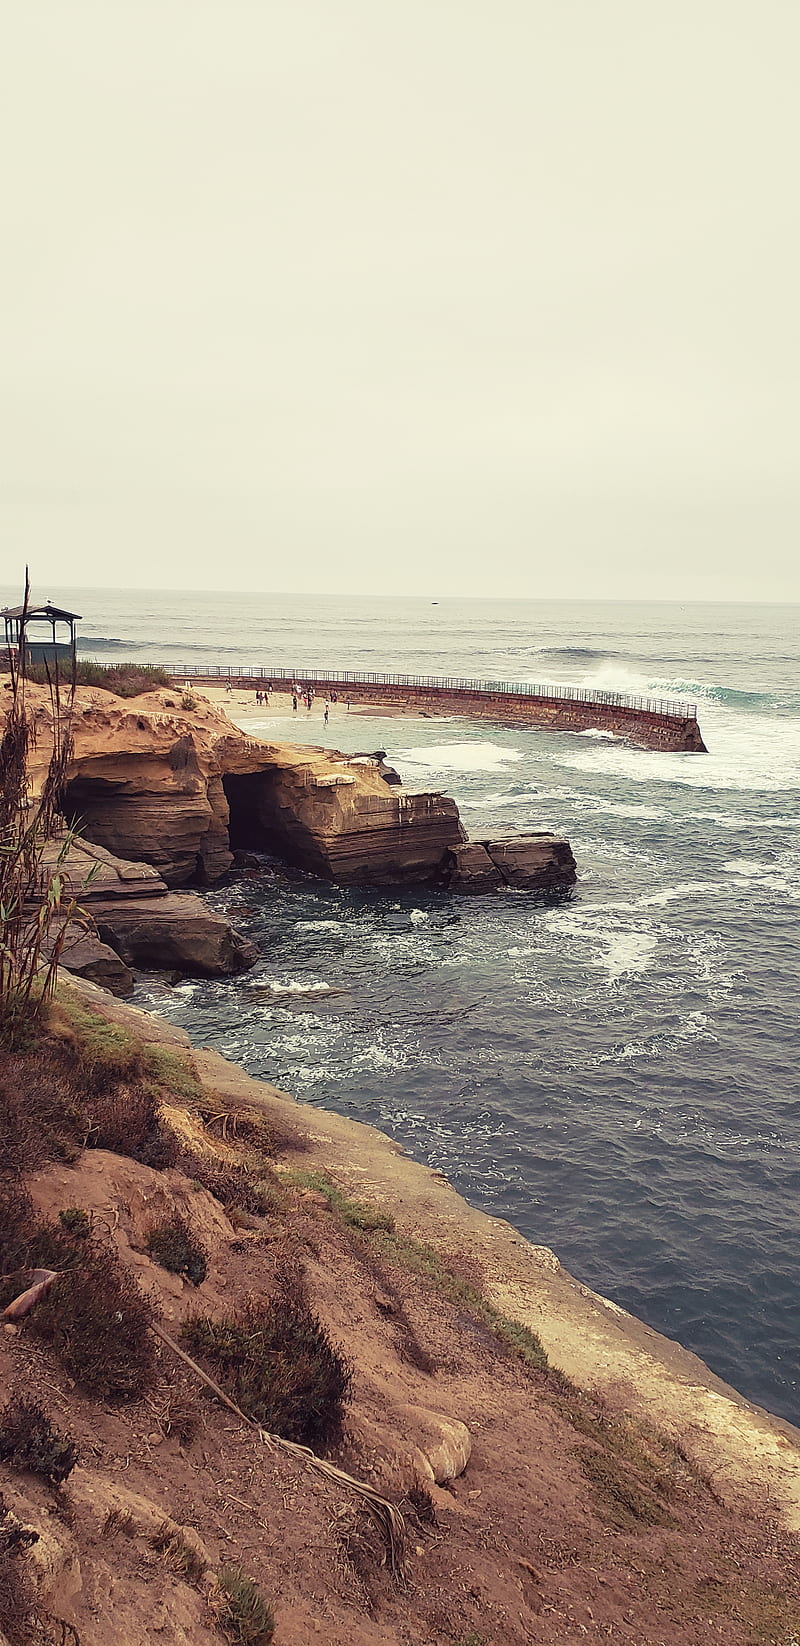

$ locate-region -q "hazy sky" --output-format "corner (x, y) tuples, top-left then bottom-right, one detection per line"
(3, 2), (799, 600)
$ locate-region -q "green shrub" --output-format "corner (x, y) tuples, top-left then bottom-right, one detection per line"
(26, 660), (170, 696)
(147, 1214), (207, 1286)
(0, 1396), (78, 1485)
(216, 1565), (275, 1646)
(184, 1265), (352, 1451)
(58, 1207), (91, 1238)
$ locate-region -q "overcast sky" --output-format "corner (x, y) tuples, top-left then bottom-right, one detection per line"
(2, 2), (799, 601)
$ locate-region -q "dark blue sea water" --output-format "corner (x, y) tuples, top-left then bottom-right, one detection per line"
(8, 588), (798, 1422)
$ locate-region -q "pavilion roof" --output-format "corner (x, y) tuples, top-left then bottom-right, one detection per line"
(2, 601), (82, 622)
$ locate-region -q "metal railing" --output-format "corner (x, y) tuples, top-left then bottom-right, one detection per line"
(167, 664), (697, 721)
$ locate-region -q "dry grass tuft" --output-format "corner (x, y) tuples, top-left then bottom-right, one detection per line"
(216, 1565), (275, 1645)
(149, 1522), (207, 1584)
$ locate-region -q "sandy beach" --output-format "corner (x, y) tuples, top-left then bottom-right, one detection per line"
(195, 682), (422, 725)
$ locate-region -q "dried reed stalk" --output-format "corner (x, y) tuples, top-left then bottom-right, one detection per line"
(0, 571), (82, 1044)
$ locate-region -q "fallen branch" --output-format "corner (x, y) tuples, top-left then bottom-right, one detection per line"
(1, 1268), (59, 1320)
(153, 1322), (406, 1578)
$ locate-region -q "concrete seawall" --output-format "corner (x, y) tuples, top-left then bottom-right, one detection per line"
(171, 668), (708, 753)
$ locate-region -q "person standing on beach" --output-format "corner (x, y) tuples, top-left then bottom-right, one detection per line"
(323, 701), (329, 726)
(292, 693), (298, 712)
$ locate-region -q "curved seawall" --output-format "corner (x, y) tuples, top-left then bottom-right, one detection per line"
(171, 665), (708, 752)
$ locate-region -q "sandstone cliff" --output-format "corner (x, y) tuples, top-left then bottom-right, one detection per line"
(4, 682), (574, 894)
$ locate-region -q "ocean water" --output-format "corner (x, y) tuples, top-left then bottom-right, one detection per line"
(10, 588), (799, 1422)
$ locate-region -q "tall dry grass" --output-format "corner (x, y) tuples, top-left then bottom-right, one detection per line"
(0, 574), (83, 1044)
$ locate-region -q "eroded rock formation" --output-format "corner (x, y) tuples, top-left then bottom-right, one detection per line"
(40, 837), (257, 989)
(5, 682), (576, 895)
(443, 833), (577, 893)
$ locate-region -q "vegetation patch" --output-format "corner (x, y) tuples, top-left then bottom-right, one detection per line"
(0, 1189), (157, 1401)
(0, 1489), (39, 1646)
(216, 1565), (275, 1646)
(29, 1237), (158, 1399)
(290, 1172), (549, 1373)
(181, 1153), (287, 1218)
(85, 1079), (178, 1168)
(0, 1396), (78, 1485)
(286, 1168), (396, 1232)
(143, 1043), (203, 1102)
(147, 1213), (208, 1286)
(184, 1264), (352, 1451)
(0, 1047), (83, 1172)
(26, 659), (171, 696)
(578, 1440), (677, 1531)
(58, 1206), (92, 1238)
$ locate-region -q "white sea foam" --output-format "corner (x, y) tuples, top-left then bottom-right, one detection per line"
(295, 919), (344, 933)
(265, 979), (333, 995)
(410, 908), (429, 924)
(396, 741), (524, 774)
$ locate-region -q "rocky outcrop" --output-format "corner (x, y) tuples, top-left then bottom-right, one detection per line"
(222, 757), (466, 886)
(442, 833), (577, 893)
(92, 892), (257, 976)
(40, 837), (257, 982)
(8, 685), (575, 894)
(53, 923), (135, 997)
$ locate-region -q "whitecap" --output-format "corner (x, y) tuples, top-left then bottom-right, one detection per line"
(396, 741), (524, 774)
(264, 979), (333, 995)
(410, 908), (429, 924)
(295, 919), (344, 933)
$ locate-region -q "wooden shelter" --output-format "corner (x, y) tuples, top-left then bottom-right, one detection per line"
(2, 600), (82, 673)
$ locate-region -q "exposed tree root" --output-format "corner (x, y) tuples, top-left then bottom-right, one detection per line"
(152, 1322), (407, 1578)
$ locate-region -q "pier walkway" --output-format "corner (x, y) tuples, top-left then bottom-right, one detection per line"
(169, 665), (706, 752)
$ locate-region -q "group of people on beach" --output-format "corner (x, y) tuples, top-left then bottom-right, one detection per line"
(290, 682), (351, 720)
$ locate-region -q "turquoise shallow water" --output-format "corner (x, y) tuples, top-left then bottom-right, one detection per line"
(7, 588), (797, 1421)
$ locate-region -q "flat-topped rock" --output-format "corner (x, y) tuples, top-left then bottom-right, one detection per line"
(441, 832), (577, 894)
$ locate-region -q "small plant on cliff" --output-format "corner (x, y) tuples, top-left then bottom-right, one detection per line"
(216, 1565), (275, 1646)
(183, 1261), (352, 1451)
(147, 1213), (207, 1286)
(0, 573), (85, 1047)
(0, 1396), (78, 1486)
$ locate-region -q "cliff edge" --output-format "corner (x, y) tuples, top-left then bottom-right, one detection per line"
(2, 979), (799, 1646)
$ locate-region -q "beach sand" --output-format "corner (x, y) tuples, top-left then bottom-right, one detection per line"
(195, 683), (420, 725)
